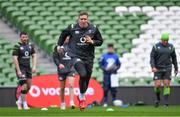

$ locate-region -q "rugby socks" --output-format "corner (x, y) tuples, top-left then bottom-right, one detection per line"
(21, 93), (26, 103)
(163, 86), (170, 105)
(154, 87), (161, 101)
(17, 95), (22, 103)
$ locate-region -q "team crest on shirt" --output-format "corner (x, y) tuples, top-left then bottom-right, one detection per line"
(169, 47), (172, 50)
(75, 31), (79, 34)
(20, 47), (24, 50)
(88, 30), (92, 33)
(29, 45), (32, 49)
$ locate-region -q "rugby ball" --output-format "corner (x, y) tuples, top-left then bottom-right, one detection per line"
(113, 100), (123, 106)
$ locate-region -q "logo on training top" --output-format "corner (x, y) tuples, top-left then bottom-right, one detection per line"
(24, 51), (29, 56)
(77, 37), (87, 46)
(26, 74), (103, 108)
(75, 30), (79, 34)
(62, 52), (71, 60)
(106, 58), (115, 69)
(20, 47), (24, 50)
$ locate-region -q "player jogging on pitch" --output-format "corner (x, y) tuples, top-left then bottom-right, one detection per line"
(150, 33), (178, 107)
(53, 37), (76, 110)
(57, 11), (103, 111)
(12, 32), (37, 110)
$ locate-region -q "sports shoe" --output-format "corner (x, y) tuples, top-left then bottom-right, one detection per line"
(23, 102), (30, 110)
(60, 103), (66, 110)
(155, 100), (160, 108)
(164, 104), (169, 108)
(70, 101), (75, 109)
(77, 96), (86, 111)
(103, 103), (108, 107)
(16, 101), (22, 110)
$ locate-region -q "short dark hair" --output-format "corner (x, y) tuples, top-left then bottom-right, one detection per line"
(107, 43), (114, 48)
(79, 11), (88, 17)
(20, 32), (27, 37)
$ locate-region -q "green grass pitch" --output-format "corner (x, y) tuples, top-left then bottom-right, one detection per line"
(0, 106), (180, 117)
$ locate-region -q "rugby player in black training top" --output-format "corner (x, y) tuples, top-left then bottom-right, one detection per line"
(57, 11), (103, 111)
(12, 32), (37, 110)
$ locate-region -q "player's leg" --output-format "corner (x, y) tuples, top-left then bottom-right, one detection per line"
(59, 74), (66, 110)
(67, 75), (75, 109)
(84, 62), (93, 92)
(74, 60), (87, 111)
(110, 87), (117, 104)
(15, 69), (27, 110)
(162, 71), (171, 107)
(20, 78), (31, 110)
(154, 72), (162, 107)
(102, 74), (110, 107)
(74, 61), (87, 99)
(154, 79), (161, 107)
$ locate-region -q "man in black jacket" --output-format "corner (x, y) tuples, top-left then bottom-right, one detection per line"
(57, 11), (103, 111)
(150, 33), (178, 107)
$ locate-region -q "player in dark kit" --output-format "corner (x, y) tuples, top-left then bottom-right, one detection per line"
(12, 32), (37, 110)
(53, 37), (75, 110)
(57, 11), (103, 111)
(150, 33), (178, 107)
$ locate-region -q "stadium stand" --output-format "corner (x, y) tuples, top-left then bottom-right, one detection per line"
(0, 0), (180, 86)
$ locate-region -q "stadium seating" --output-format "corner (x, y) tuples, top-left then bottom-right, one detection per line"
(0, 0), (180, 86)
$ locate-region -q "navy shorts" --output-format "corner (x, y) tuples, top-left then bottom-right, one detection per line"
(16, 66), (32, 85)
(58, 71), (75, 81)
(154, 70), (171, 80)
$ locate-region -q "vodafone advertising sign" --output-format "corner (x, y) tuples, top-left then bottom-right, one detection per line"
(27, 74), (103, 108)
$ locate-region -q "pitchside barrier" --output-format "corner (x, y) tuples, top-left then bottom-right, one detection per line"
(0, 74), (180, 107)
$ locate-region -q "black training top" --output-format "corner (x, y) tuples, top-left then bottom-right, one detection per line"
(12, 42), (36, 68)
(53, 44), (72, 74)
(150, 42), (178, 70)
(58, 23), (103, 63)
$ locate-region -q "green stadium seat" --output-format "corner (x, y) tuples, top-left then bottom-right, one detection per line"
(75, 6), (87, 12)
(20, 6), (33, 13)
(51, 20), (63, 27)
(55, 2), (68, 7)
(26, 11), (38, 17)
(37, 20), (49, 27)
(120, 20), (132, 26)
(31, 16), (43, 22)
(162, 2), (175, 6)
(82, 2), (94, 8)
(135, 2), (148, 7)
(89, 6), (101, 12)
(45, 16), (57, 22)
(47, 6), (59, 13)
(28, 2), (41, 8)
(40, 11), (52, 17)
(42, 25), (55, 32)
(69, 2), (81, 8)
(42, 2), (54, 7)
(14, 2), (27, 8)
(28, 24), (42, 37)
(61, 6), (73, 12)
(7, 11), (24, 24)
(53, 11), (66, 17)
(4, 6), (18, 17)
(49, 30), (60, 37)
(33, 6), (46, 13)
(21, 20), (35, 33)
